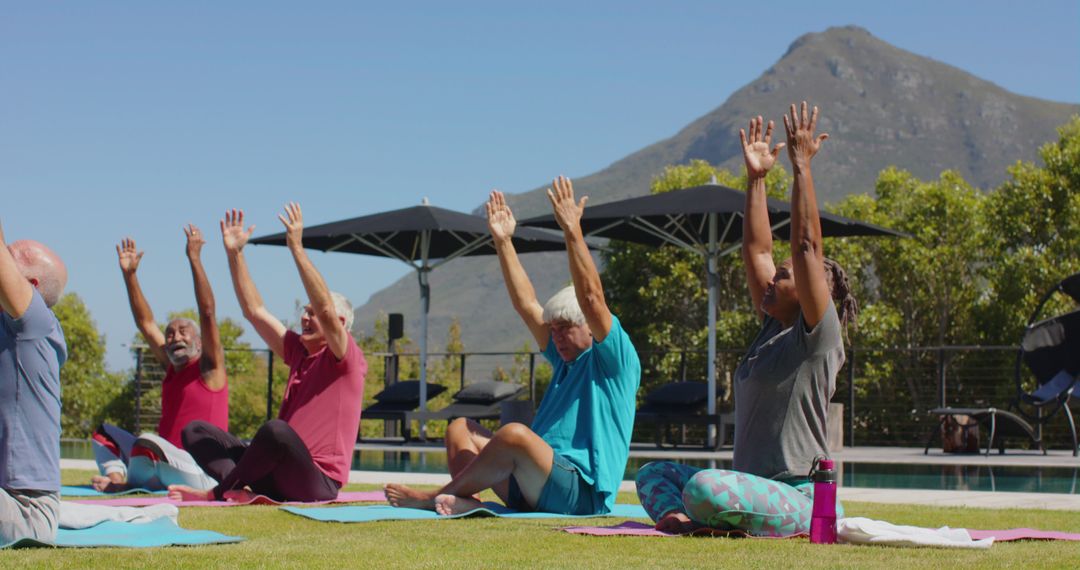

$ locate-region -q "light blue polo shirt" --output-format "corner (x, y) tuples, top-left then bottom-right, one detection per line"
(530, 314), (641, 513)
(0, 290), (66, 492)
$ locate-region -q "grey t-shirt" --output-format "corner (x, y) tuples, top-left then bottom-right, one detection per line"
(0, 291), (66, 492)
(732, 299), (844, 480)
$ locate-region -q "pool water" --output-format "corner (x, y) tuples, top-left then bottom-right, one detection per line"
(62, 440), (1078, 495)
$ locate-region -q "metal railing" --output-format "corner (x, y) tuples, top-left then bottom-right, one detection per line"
(129, 343), (1079, 449)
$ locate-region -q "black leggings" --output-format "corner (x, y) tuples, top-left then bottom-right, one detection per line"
(181, 420), (340, 502)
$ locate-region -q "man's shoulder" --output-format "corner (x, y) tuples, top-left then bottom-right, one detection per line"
(4, 290), (61, 339)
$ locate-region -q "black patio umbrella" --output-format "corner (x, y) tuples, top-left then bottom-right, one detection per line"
(251, 202), (576, 424)
(520, 183), (906, 444)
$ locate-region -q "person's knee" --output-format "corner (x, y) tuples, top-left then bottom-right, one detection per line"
(446, 417), (473, 439)
(493, 422), (534, 449)
(256, 419), (292, 442)
(181, 420), (213, 449)
(635, 461), (667, 486)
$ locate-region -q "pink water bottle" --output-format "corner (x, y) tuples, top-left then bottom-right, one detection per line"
(809, 457), (838, 544)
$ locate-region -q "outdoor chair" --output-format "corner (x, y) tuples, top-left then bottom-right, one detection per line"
(635, 381), (731, 450)
(423, 380), (526, 423)
(926, 272), (1080, 456)
(360, 380), (449, 443)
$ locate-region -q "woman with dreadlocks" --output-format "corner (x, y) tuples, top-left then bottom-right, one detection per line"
(634, 102), (858, 537)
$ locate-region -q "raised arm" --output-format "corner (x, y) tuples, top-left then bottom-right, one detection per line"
(116, 237), (168, 367)
(486, 191), (549, 349)
(184, 224), (226, 390)
(221, 209), (287, 359)
(547, 176), (612, 342)
(783, 101), (830, 329)
(279, 202), (350, 360)
(740, 116), (785, 320)
(0, 222), (33, 318)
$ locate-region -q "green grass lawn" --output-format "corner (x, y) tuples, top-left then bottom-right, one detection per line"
(3, 470), (1078, 569)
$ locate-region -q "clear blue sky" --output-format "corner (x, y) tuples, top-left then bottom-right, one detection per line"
(2, 1), (1077, 371)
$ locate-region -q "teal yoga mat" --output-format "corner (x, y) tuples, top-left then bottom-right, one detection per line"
(60, 485), (167, 497)
(1, 518), (243, 548)
(282, 502), (650, 522)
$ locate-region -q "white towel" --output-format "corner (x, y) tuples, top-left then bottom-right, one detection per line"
(837, 517), (994, 549)
(59, 502), (179, 530)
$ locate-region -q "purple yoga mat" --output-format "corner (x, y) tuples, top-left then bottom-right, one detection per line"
(70, 490), (386, 508)
(561, 521), (798, 539)
(563, 521), (1080, 542)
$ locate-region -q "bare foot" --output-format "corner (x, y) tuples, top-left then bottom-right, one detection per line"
(434, 494), (484, 516)
(384, 483), (437, 510)
(90, 475), (112, 491)
(91, 475), (128, 493)
(655, 512), (696, 534)
(223, 489), (258, 503)
(168, 484), (211, 502)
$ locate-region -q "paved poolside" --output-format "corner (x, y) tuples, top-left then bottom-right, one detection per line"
(63, 444), (1080, 510)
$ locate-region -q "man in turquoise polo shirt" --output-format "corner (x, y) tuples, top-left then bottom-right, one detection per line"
(385, 176), (641, 516)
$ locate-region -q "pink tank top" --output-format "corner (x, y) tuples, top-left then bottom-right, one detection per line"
(157, 359), (229, 448)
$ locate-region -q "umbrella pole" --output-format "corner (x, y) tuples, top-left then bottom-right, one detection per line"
(707, 212), (718, 448)
(418, 266), (431, 440)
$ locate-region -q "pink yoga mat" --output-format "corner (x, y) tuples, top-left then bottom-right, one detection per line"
(966, 528), (1080, 542)
(70, 490), (386, 508)
(563, 521), (1080, 542)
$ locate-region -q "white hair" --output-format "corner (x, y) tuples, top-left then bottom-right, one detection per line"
(331, 291), (354, 331)
(542, 286), (585, 326)
(169, 317), (201, 337)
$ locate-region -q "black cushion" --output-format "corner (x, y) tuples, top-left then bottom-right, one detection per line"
(645, 382), (709, 406)
(374, 380), (447, 403)
(454, 381), (521, 404)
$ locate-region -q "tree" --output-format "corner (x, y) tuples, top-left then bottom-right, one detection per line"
(53, 293), (128, 437)
(976, 116), (1080, 345)
(602, 159), (789, 398)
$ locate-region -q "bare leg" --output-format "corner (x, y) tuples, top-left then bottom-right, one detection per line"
(167, 484), (211, 501)
(386, 423), (553, 512)
(446, 418), (492, 478)
(385, 417), (494, 508)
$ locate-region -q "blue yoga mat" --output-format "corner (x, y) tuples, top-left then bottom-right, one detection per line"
(60, 485), (167, 497)
(282, 502), (650, 522)
(1, 518), (243, 549)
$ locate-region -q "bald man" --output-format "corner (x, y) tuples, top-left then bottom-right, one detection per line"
(0, 222), (68, 545)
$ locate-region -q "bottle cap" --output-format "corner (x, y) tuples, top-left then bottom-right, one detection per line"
(810, 456), (837, 483)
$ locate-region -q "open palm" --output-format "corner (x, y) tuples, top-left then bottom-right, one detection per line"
(220, 209), (254, 253)
(486, 191), (516, 241)
(116, 238), (144, 274)
(740, 116), (784, 179)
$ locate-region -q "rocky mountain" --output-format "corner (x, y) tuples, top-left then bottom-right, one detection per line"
(354, 26), (1080, 369)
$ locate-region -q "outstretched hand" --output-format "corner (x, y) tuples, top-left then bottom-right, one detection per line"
(278, 202), (304, 249)
(783, 101), (829, 170)
(486, 191), (516, 242)
(220, 209), (255, 253)
(183, 224), (205, 258)
(116, 238), (144, 275)
(546, 175), (586, 234)
(739, 116), (785, 179)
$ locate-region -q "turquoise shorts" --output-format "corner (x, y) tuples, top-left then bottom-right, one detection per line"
(507, 453), (600, 515)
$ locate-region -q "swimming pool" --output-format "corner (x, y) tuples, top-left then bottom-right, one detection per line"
(62, 440), (1078, 495)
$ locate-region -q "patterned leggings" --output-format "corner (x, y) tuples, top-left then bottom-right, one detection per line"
(635, 461), (843, 537)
